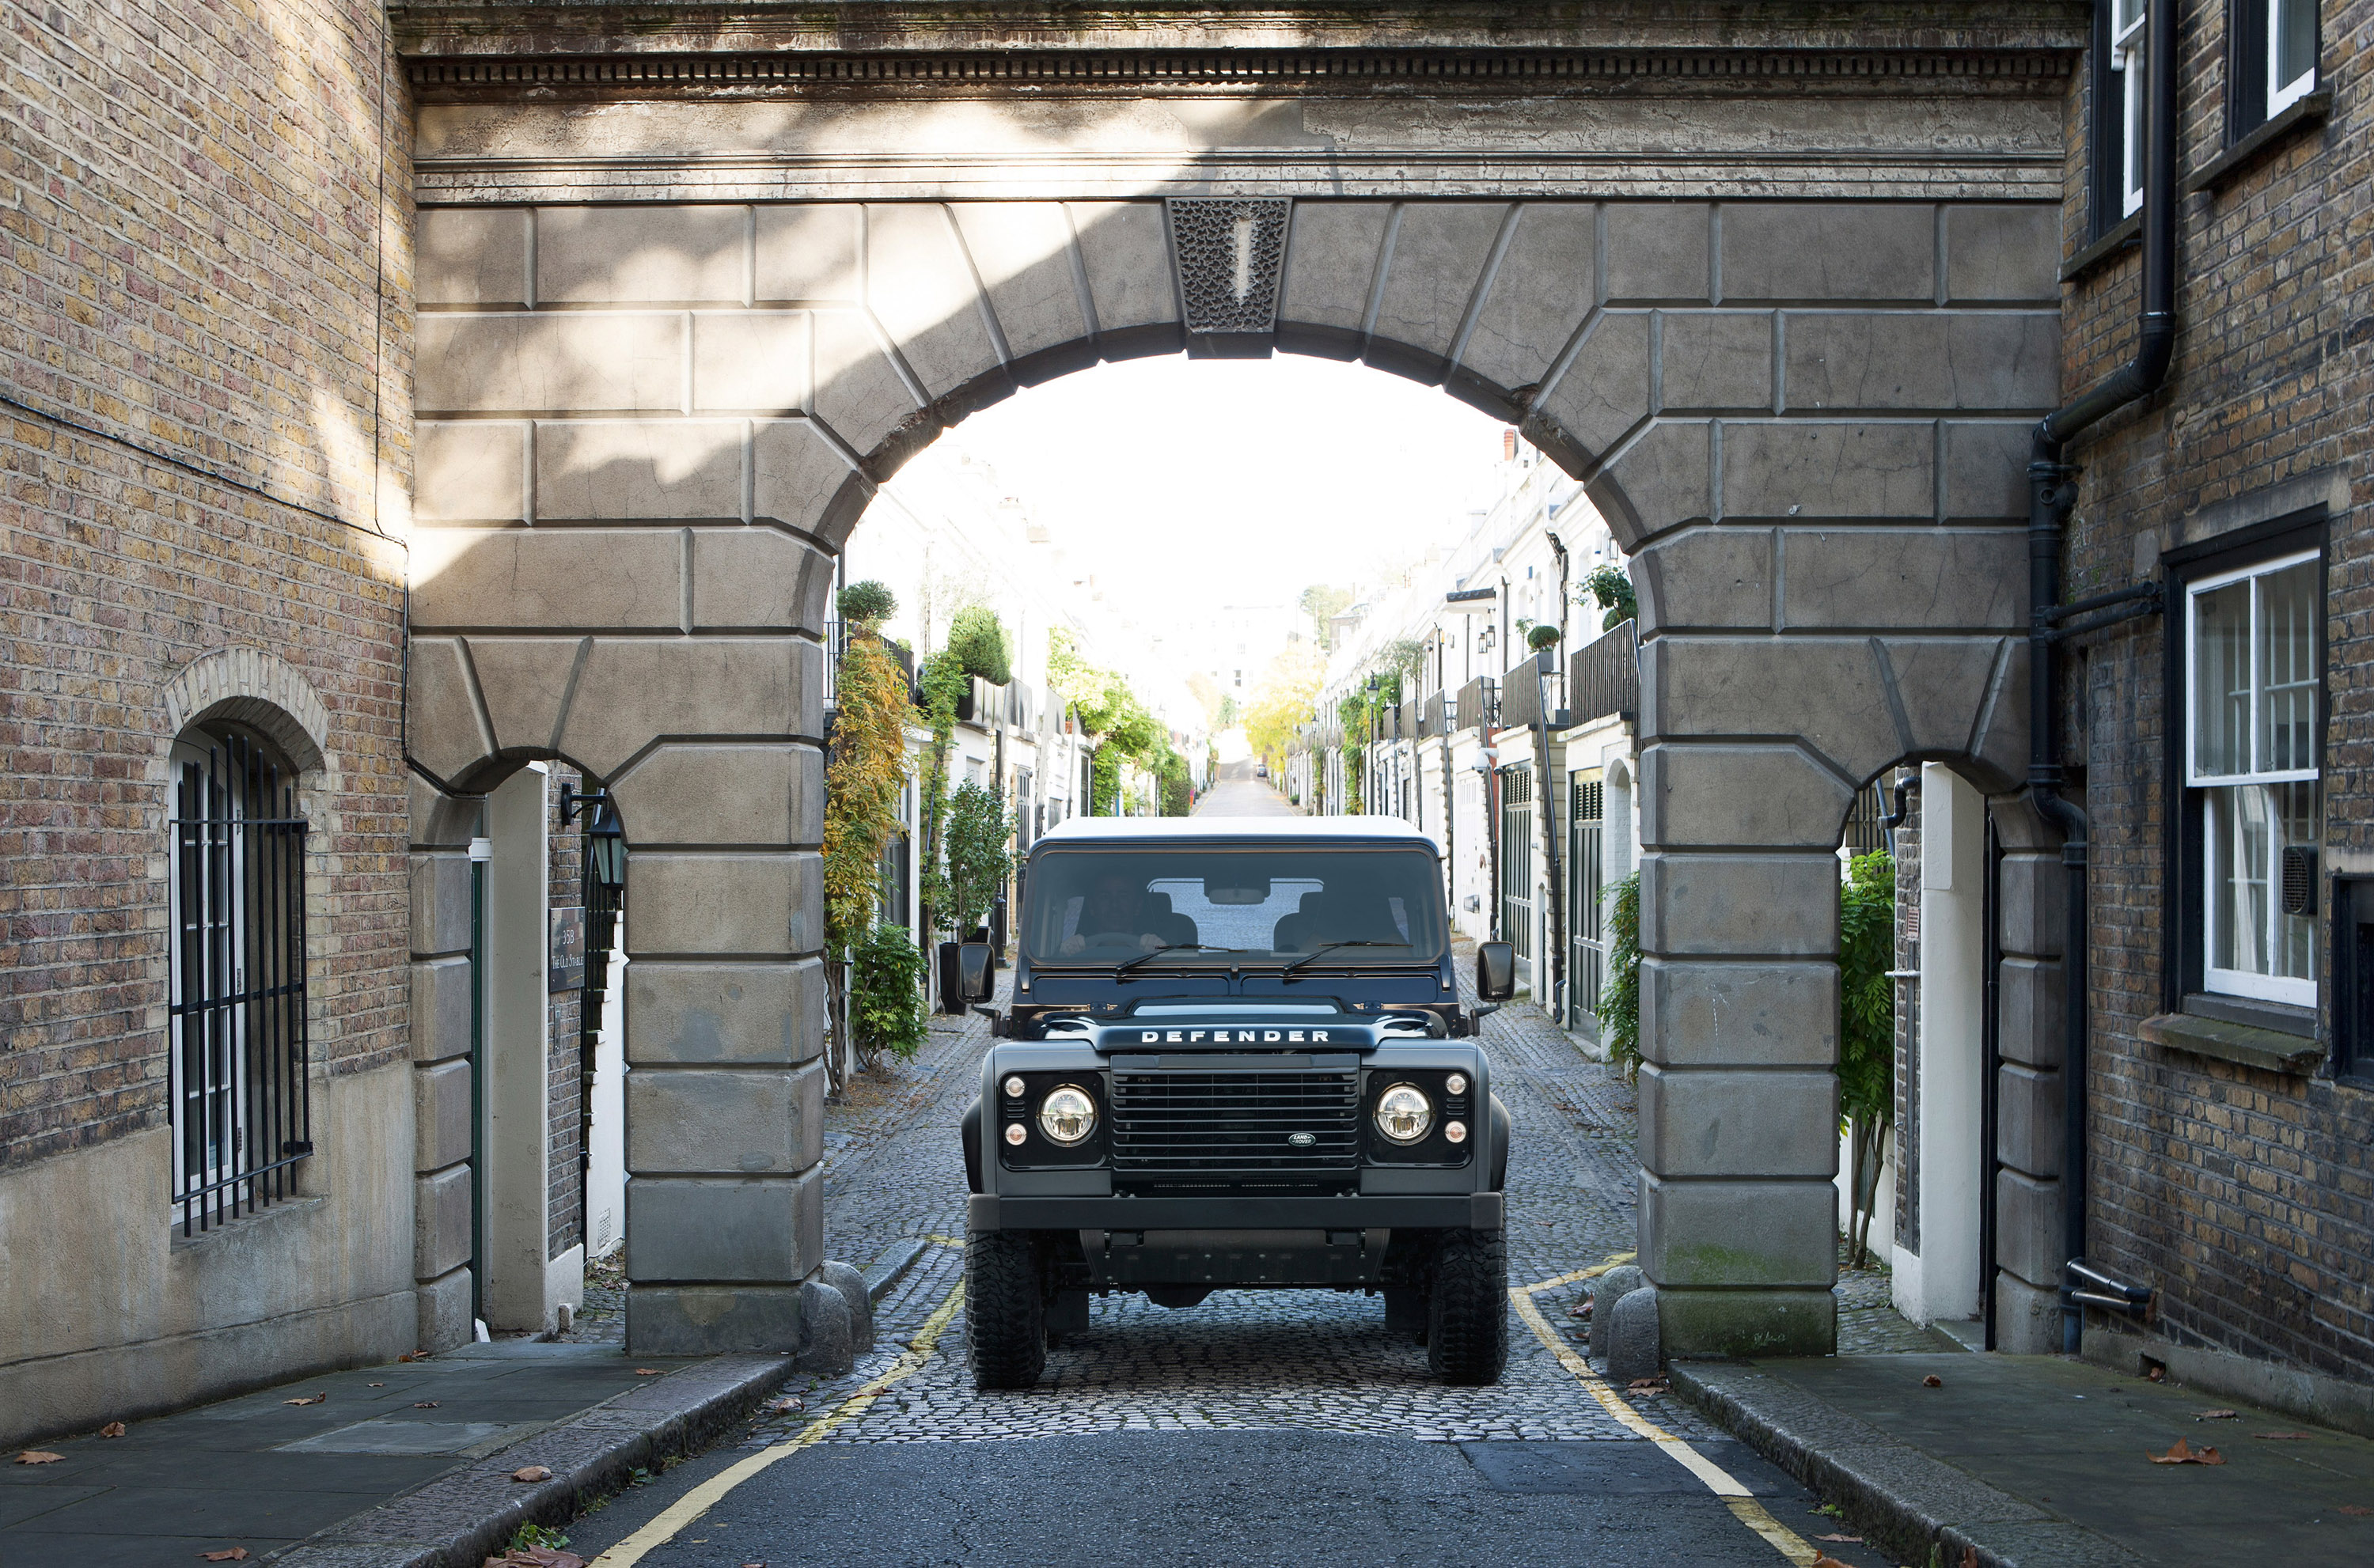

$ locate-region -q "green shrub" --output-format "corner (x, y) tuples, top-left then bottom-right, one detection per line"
(1598, 872), (1641, 1079)
(1838, 849), (1897, 1267)
(1526, 623), (1563, 651)
(946, 605), (1013, 686)
(836, 580), (896, 630)
(852, 923), (927, 1061)
(1583, 563), (1636, 632)
(944, 781), (1016, 935)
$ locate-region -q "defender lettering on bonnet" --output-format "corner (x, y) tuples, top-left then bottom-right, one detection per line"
(1137, 1028), (1329, 1043)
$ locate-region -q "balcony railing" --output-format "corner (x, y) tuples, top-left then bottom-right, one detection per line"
(1567, 619), (1639, 727)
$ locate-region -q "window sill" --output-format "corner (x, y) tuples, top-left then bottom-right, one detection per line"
(169, 1194), (325, 1252)
(2186, 90), (2332, 195)
(2061, 212), (2141, 284)
(2140, 1011), (2322, 1076)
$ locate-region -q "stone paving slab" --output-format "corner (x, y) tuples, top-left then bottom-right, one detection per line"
(1674, 1350), (2374, 1567)
(0, 1339), (794, 1568)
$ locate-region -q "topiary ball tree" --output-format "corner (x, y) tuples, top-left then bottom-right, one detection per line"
(837, 580), (897, 631)
(1526, 623), (1562, 651)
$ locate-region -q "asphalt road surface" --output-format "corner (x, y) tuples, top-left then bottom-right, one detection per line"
(1192, 756), (1300, 816)
(558, 983), (1892, 1568)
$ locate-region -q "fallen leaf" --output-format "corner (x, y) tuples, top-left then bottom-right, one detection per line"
(2147, 1365), (2167, 1382)
(764, 1396), (802, 1414)
(1922, 1374), (1944, 1388)
(2340, 1505), (2372, 1517)
(414, 1401), (441, 1409)
(198, 1552), (249, 1562)
(2193, 1409), (2237, 1421)
(634, 1368), (662, 1376)
(2255, 1431), (2314, 1441)
(483, 1551), (586, 1568)
(14, 1451), (63, 1465)
(2148, 1437), (2225, 1465)
(511, 1464), (553, 1483)
(1813, 1532), (1863, 1543)
(98, 1422), (126, 1438)
(1811, 1556), (1854, 1568)
(283, 1394), (326, 1406)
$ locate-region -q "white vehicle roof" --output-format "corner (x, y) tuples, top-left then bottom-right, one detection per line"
(1036, 816), (1440, 851)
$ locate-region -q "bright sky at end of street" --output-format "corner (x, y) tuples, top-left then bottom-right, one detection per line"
(917, 353), (1515, 610)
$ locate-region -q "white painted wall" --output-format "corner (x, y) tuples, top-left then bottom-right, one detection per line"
(584, 917), (627, 1261)
(1894, 763), (1988, 1324)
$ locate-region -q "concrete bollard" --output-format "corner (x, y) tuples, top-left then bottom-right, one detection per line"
(1606, 1286), (1663, 1383)
(820, 1260), (874, 1354)
(796, 1277), (855, 1374)
(1590, 1265), (1646, 1363)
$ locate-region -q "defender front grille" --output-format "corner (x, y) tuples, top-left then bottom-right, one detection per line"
(1109, 1067), (1361, 1184)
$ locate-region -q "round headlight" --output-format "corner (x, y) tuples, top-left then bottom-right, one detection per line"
(1375, 1083), (1433, 1144)
(1037, 1085), (1097, 1146)
(1445, 1072), (1469, 1096)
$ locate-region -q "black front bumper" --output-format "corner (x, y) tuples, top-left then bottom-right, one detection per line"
(969, 1191), (1504, 1232)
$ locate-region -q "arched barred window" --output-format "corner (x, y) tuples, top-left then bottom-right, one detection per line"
(169, 725), (311, 1233)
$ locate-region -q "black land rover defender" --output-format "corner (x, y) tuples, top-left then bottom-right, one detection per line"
(954, 817), (1515, 1389)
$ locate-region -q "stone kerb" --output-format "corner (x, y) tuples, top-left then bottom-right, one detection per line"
(404, 193), (2057, 1358)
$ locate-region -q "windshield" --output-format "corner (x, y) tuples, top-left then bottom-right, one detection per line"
(1022, 846), (1447, 966)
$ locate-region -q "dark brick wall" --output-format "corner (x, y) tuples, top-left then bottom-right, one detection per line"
(0, 0), (411, 1168)
(2061, 0), (2374, 1381)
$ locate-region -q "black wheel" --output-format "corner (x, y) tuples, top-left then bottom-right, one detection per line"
(1426, 1229), (1509, 1385)
(966, 1230), (1046, 1389)
(1383, 1287), (1428, 1344)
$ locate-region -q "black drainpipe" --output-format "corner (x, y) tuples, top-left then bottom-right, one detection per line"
(2026, 0), (2178, 1354)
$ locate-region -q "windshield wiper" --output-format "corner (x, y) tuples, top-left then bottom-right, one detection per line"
(1113, 944), (1244, 980)
(1279, 941), (1408, 980)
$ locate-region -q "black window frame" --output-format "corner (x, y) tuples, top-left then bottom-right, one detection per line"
(168, 723), (313, 1236)
(2089, 0), (2131, 240)
(2225, 0), (2319, 141)
(2159, 506), (2330, 1038)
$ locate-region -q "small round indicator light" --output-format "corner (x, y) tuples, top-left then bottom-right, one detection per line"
(1445, 1073), (1469, 1096)
(1445, 1120), (1469, 1145)
(1003, 1075), (1026, 1098)
(1003, 1123), (1028, 1146)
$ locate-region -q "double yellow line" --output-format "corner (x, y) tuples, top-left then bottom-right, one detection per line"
(1508, 1265), (1830, 1566)
(596, 1252), (1826, 1568)
(590, 1280), (966, 1566)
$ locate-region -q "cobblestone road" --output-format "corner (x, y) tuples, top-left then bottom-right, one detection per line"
(729, 983), (1715, 1451)
(559, 983), (1917, 1566)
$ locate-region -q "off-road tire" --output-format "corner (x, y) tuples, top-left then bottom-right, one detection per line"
(966, 1229), (1046, 1389)
(1426, 1229), (1509, 1384)
(1383, 1286), (1428, 1344)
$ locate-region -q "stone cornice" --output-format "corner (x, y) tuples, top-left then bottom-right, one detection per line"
(404, 45), (2077, 98)
(389, 2), (2093, 62)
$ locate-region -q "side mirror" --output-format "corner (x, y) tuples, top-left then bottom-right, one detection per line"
(1476, 941), (1515, 1002)
(958, 941), (995, 1004)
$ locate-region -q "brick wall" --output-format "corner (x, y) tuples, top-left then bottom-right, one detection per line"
(2061, 0), (2374, 1380)
(0, 0), (410, 1163)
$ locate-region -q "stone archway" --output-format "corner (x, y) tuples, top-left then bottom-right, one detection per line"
(397, 13), (2077, 1359)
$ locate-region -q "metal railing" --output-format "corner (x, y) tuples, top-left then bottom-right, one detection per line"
(169, 729), (311, 1236)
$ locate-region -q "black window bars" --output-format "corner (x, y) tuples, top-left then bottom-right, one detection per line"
(169, 729), (311, 1236)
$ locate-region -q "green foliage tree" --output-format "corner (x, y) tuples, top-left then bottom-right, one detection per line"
(915, 650), (968, 932)
(1598, 872), (1642, 1080)
(1299, 583), (1353, 650)
(946, 604), (1012, 685)
(943, 780), (1016, 937)
(836, 579), (897, 631)
(1218, 694), (1242, 729)
(821, 630), (913, 1078)
(1527, 623), (1563, 652)
(851, 922), (927, 1064)
(1838, 848), (1898, 1268)
(1583, 563), (1637, 632)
